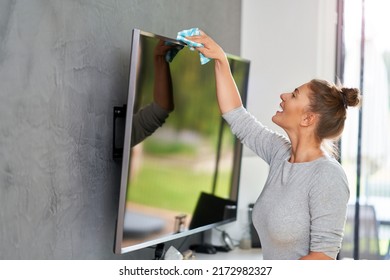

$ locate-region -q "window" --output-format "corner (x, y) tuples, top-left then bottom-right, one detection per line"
(338, 0), (390, 260)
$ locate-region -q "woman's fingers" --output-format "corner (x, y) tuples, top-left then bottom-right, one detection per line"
(182, 30), (226, 61)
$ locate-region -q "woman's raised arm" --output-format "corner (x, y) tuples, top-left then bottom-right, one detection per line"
(189, 31), (243, 114)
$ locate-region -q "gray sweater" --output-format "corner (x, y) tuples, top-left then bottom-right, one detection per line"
(223, 106), (349, 260)
(131, 102), (169, 147)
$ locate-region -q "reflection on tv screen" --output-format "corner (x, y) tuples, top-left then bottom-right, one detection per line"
(117, 30), (249, 253)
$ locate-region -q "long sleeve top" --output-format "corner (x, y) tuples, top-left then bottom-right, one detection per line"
(223, 106), (349, 260)
(131, 102), (169, 147)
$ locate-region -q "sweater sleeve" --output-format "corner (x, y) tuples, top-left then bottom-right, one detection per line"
(222, 106), (291, 165)
(308, 161), (350, 259)
(131, 102), (170, 147)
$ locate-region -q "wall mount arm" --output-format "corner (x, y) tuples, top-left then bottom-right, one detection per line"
(112, 105), (127, 160)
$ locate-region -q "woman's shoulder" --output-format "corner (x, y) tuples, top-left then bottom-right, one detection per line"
(315, 156), (345, 174)
(310, 156), (350, 195)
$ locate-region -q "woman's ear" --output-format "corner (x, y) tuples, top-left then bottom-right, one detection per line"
(300, 112), (317, 127)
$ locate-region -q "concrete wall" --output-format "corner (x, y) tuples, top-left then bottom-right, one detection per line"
(0, 0), (242, 259)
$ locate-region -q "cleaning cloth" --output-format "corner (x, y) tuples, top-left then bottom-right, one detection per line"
(176, 28), (211, 65)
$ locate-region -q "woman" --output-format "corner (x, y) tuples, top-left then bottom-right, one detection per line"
(188, 31), (361, 260)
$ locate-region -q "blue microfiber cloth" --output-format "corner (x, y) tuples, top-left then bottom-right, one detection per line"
(176, 28), (211, 65)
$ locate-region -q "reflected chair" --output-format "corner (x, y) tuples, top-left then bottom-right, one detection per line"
(339, 204), (390, 260)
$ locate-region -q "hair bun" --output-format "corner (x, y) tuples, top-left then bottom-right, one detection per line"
(341, 87), (361, 107)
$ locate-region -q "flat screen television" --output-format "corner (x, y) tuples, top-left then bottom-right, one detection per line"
(114, 29), (250, 254)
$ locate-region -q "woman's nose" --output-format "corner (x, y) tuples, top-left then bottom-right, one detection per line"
(280, 93), (287, 100)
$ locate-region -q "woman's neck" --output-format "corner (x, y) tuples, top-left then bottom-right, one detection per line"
(289, 148), (324, 163)
(288, 132), (324, 163)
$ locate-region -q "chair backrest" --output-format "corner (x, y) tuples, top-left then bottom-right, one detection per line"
(339, 204), (381, 260)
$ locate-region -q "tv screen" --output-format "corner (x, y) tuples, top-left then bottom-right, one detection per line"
(114, 29), (250, 254)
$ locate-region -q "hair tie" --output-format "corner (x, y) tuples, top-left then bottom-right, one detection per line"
(341, 92), (348, 109)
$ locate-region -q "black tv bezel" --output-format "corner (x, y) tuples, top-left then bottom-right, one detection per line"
(114, 28), (249, 254)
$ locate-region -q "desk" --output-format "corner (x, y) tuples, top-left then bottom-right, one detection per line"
(193, 248), (263, 260)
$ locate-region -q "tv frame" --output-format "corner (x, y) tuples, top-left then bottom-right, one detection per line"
(114, 28), (249, 254)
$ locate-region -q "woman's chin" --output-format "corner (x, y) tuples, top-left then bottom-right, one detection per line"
(271, 114), (280, 124)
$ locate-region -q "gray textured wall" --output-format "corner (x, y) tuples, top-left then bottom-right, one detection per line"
(0, 0), (241, 259)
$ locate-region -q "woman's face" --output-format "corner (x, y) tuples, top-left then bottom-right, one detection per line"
(272, 83), (313, 131)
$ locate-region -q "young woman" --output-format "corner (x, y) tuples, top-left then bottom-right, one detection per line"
(188, 31), (361, 260)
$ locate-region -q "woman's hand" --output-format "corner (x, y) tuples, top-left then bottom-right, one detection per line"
(186, 30), (227, 62)
(186, 30), (242, 114)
